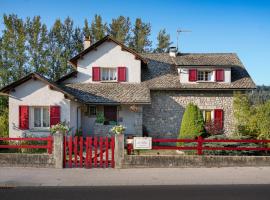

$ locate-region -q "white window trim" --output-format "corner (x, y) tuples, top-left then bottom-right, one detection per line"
(29, 106), (50, 130)
(196, 70), (214, 82)
(101, 67), (117, 82)
(202, 110), (214, 122)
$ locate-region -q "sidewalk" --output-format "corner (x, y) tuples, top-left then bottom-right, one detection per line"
(1, 167), (270, 187)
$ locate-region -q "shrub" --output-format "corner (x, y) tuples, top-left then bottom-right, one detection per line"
(0, 107), (9, 138)
(203, 134), (265, 156)
(95, 112), (105, 124)
(178, 103), (205, 140)
(50, 122), (70, 134)
(204, 120), (224, 136)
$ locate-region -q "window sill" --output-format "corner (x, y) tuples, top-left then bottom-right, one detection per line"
(29, 128), (50, 132)
(196, 81), (215, 83)
(100, 81), (118, 83)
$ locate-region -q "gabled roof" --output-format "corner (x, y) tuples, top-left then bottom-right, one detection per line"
(0, 73), (77, 100)
(141, 53), (256, 90)
(69, 35), (148, 67)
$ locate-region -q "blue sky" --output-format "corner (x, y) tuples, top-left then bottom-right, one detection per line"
(0, 0), (270, 85)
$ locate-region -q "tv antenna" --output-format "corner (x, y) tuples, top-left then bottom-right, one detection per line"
(177, 29), (191, 51)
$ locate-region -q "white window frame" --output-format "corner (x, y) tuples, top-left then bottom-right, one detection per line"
(202, 110), (214, 122)
(101, 67), (117, 82)
(197, 70), (213, 82)
(30, 106), (50, 130)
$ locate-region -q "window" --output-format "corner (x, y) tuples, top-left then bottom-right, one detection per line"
(204, 110), (212, 123)
(202, 110), (213, 123)
(85, 105), (96, 117)
(101, 68), (117, 81)
(31, 107), (50, 128)
(197, 71), (212, 81)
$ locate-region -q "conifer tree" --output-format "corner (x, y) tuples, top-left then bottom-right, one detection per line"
(1, 14), (28, 82)
(130, 18), (152, 53)
(108, 16), (131, 44)
(155, 28), (172, 53)
(179, 103), (205, 140)
(25, 16), (49, 74)
(90, 14), (107, 42)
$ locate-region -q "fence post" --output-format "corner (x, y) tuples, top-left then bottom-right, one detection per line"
(197, 136), (203, 155)
(53, 132), (64, 169)
(47, 136), (53, 154)
(114, 134), (124, 169)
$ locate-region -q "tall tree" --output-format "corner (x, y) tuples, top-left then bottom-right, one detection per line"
(155, 28), (172, 53)
(108, 16), (131, 44)
(25, 16), (49, 74)
(130, 18), (152, 53)
(47, 19), (65, 80)
(1, 14), (28, 82)
(90, 14), (107, 42)
(73, 27), (84, 53)
(83, 19), (92, 40)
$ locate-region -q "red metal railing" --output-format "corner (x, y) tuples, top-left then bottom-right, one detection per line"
(63, 136), (115, 168)
(0, 136), (53, 154)
(152, 136), (270, 155)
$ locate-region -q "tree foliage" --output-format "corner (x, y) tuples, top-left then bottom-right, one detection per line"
(108, 16), (131, 45)
(234, 92), (270, 140)
(129, 18), (152, 53)
(155, 29), (172, 53)
(179, 103), (205, 139)
(90, 14), (107, 42)
(0, 107), (8, 138)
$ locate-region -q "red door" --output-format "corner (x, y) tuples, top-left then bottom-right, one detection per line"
(104, 106), (117, 123)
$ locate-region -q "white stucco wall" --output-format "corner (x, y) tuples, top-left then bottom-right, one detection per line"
(81, 105), (143, 137)
(179, 67), (231, 83)
(118, 105), (143, 135)
(63, 41), (141, 83)
(8, 79), (73, 137)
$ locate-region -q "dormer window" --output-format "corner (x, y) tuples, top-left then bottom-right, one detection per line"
(197, 70), (212, 81)
(101, 68), (117, 81)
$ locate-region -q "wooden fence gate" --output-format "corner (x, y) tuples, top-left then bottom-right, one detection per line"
(63, 136), (115, 168)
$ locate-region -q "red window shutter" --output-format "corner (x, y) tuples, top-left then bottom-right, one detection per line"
(118, 67), (126, 82)
(92, 67), (100, 81)
(50, 106), (61, 127)
(214, 109), (223, 129)
(189, 69), (197, 82)
(19, 106), (29, 130)
(216, 69), (224, 82)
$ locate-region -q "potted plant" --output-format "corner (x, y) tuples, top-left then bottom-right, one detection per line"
(95, 112), (105, 125)
(111, 125), (126, 135)
(50, 122), (69, 135)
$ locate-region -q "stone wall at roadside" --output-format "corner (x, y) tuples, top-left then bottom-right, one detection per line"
(0, 153), (55, 168)
(143, 90), (234, 138)
(123, 155), (270, 168)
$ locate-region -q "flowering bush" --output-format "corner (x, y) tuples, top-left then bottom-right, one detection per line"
(204, 120), (223, 135)
(50, 122), (69, 134)
(111, 125), (126, 135)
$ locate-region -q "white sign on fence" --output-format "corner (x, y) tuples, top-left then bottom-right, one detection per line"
(133, 137), (152, 150)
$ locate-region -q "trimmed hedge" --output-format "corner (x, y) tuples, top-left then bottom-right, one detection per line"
(178, 103), (204, 140)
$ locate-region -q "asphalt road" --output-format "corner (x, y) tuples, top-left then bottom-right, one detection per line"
(1, 185), (270, 200)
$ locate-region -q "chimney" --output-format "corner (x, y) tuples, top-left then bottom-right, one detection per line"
(83, 36), (91, 50)
(168, 46), (177, 57)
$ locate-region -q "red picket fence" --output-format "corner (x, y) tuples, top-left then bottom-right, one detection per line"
(63, 136), (115, 168)
(152, 136), (270, 155)
(0, 136), (53, 154)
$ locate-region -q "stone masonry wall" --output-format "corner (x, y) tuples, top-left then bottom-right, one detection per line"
(143, 90), (234, 138)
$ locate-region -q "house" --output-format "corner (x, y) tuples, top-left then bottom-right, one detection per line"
(0, 35), (256, 138)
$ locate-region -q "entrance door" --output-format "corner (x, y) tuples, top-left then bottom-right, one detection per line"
(104, 106), (117, 124)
